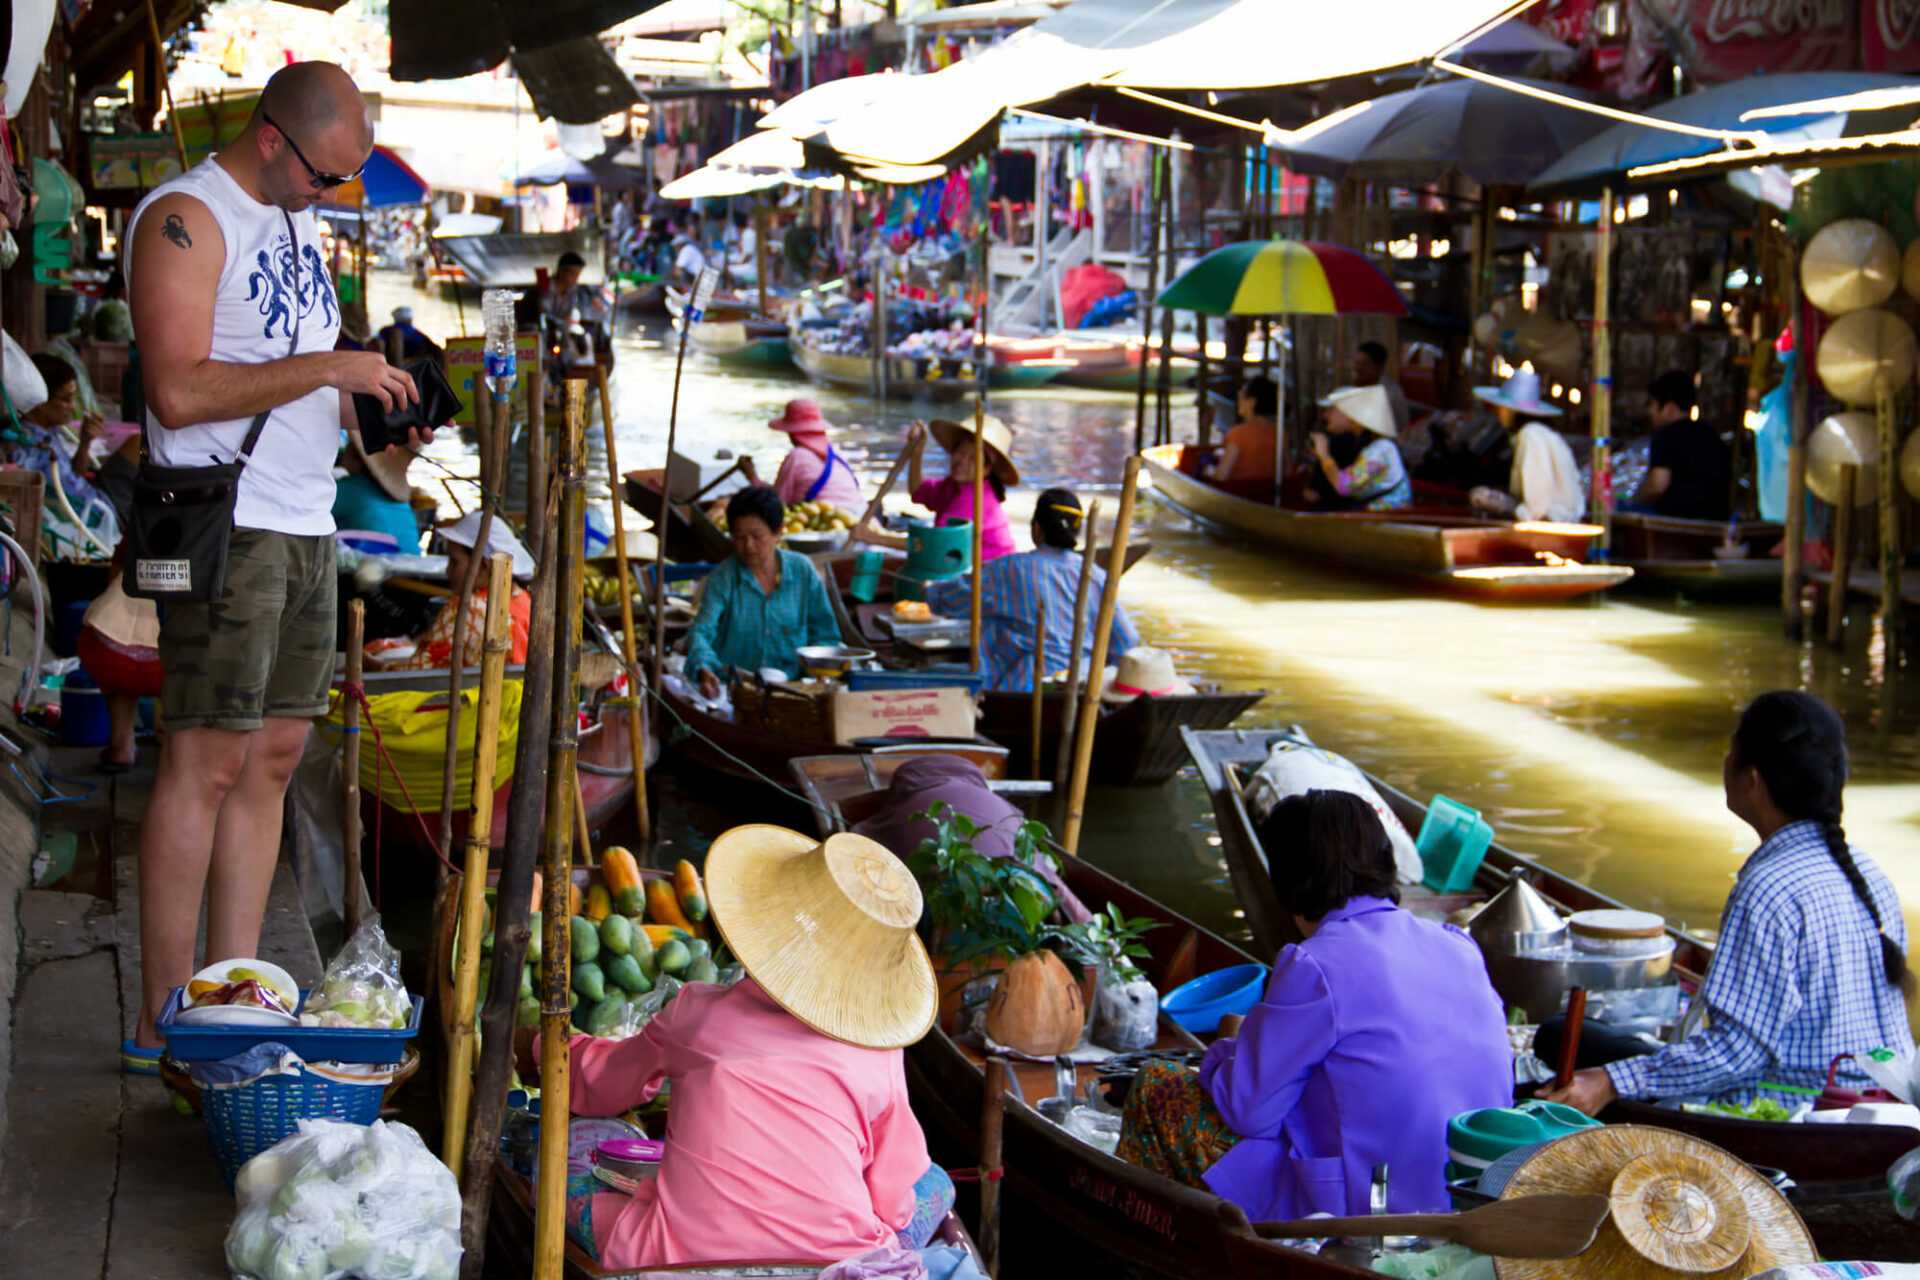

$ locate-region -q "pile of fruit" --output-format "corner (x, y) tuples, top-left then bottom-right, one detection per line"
(581, 563), (633, 608)
(713, 500), (855, 536)
(474, 852), (726, 1040)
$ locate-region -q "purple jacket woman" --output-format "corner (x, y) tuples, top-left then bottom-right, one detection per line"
(1197, 895), (1512, 1220)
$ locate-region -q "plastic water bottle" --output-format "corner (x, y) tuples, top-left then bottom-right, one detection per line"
(482, 288), (518, 393)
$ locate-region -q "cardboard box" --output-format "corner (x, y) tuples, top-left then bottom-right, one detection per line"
(831, 687), (976, 745)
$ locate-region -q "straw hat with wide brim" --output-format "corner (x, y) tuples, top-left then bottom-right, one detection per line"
(1101, 646), (1197, 704)
(1474, 369), (1564, 418)
(1318, 384), (1398, 439)
(1494, 1126), (1815, 1280)
(437, 511), (536, 578)
(704, 826), (936, 1050)
(928, 415), (1020, 487)
(349, 429), (416, 504)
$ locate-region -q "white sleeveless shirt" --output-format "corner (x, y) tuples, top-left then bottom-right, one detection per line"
(125, 158), (342, 536)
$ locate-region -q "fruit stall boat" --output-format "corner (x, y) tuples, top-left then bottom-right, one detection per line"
(1182, 724), (1920, 1262)
(1141, 444), (1634, 602)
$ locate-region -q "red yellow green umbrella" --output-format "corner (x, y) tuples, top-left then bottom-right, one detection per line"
(1156, 239), (1407, 317)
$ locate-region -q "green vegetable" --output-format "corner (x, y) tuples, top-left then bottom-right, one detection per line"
(600, 914), (634, 957)
(656, 938), (691, 976)
(583, 995), (628, 1036)
(627, 916), (654, 963)
(516, 995), (541, 1028)
(528, 912), (542, 965)
(570, 914), (600, 964)
(683, 938), (711, 965)
(518, 964), (534, 1000)
(572, 961), (607, 1003)
(637, 948), (660, 982)
(606, 952), (651, 995)
(687, 956), (720, 984)
(1683, 1097), (1797, 1123)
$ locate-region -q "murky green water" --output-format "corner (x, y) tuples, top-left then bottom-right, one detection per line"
(378, 271), (1920, 954)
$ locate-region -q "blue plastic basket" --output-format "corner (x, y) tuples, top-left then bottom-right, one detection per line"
(157, 987), (423, 1065)
(844, 667), (985, 693)
(201, 1061), (389, 1186)
(1417, 794), (1494, 894)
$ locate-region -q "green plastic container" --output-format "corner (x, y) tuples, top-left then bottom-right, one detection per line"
(1417, 793), (1495, 893)
(894, 520), (972, 602)
(1446, 1100), (1599, 1184)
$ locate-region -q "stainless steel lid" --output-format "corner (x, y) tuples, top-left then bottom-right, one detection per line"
(1469, 875), (1567, 956)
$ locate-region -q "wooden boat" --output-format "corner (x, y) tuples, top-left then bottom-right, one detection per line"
(1608, 511), (1783, 598)
(686, 315), (792, 368)
(1053, 339), (1199, 392)
(977, 684), (1265, 785)
(622, 470), (734, 565)
(1184, 724), (1920, 1263)
(1142, 443), (1634, 602)
(788, 750), (1378, 1279)
(614, 278), (670, 317)
(664, 284), (766, 324)
(789, 337), (978, 404)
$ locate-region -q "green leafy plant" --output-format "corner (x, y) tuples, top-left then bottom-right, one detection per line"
(1054, 901), (1159, 986)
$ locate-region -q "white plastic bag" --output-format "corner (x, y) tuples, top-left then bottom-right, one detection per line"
(1246, 740), (1424, 885)
(1092, 977), (1159, 1052)
(2, 330), (47, 416)
(227, 1119), (460, 1280)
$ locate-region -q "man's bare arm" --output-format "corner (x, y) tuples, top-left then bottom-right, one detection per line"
(130, 193), (416, 429)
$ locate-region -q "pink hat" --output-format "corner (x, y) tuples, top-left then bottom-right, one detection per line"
(769, 399), (830, 435)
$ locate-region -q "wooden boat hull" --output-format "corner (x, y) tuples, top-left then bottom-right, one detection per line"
(987, 360), (1066, 390)
(1183, 725), (1920, 1262)
(791, 340), (977, 403)
(978, 687), (1265, 785)
(1142, 444), (1633, 602)
(616, 280), (670, 316)
(1610, 512), (1783, 598)
(622, 472), (733, 564)
(1056, 352), (1200, 392)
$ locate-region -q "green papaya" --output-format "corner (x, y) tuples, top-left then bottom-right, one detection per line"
(606, 952), (651, 995)
(637, 948), (660, 982)
(528, 912), (543, 966)
(656, 938), (691, 976)
(599, 914), (634, 958)
(687, 956), (720, 984)
(516, 995), (541, 1028)
(571, 998), (590, 1031)
(572, 961), (607, 1003)
(570, 914), (600, 965)
(584, 995), (628, 1037)
(519, 964), (534, 1000)
(626, 916), (654, 963)
(613, 885), (647, 918)
(568, 988), (581, 1010)
(683, 938), (711, 965)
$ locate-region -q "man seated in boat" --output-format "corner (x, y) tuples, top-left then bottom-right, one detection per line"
(1541, 691), (1914, 1116)
(1300, 384), (1411, 512)
(396, 512), (534, 669)
(1117, 790), (1512, 1218)
(1198, 375), (1280, 499)
(519, 826), (956, 1268)
(1350, 340), (1411, 436)
(1623, 369), (1731, 522)
(1465, 370), (1585, 523)
(922, 487), (1138, 692)
(541, 250), (611, 332)
(686, 485), (843, 699)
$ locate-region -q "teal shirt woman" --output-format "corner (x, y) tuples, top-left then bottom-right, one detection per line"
(686, 485), (842, 695)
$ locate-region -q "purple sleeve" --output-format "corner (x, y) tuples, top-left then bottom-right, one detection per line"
(1202, 947), (1338, 1139)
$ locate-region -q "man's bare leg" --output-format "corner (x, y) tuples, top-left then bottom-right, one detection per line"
(205, 717), (314, 966)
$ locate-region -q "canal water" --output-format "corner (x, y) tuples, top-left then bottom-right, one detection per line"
(379, 271), (1920, 954)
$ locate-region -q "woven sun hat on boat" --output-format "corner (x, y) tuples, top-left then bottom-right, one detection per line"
(704, 825), (937, 1050)
(436, 511), (535, 578)
(347, 429), (417, 504)
(1473, 368), (1563, 418)
(928, 414), (1020, 487)
(1800, 218), (1899, 316)
(1493, 1125), (1815, 1280)
(1318, 384), (1398, 439)
(1814, 307), (1916, 408)
(1101, 646), (1197, 704)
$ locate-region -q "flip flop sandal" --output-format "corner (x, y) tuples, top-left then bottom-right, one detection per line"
(120, 1040), (163, 1076)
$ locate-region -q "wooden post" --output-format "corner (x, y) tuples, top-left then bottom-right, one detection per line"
(441, 553), (514, 1179)
(1590, 188), (1614, 550)
(1028, 595), (1047, 779)
(970, 401), (987, 675)
(526, 350), (547, 565)
(1878, 383), (1903, 661)
(593, 364), (651, 842)
(1133, 153), (1166, 454)
(1828, 465), (1857, 649)
(1783, 278), (1810, 640)
(755, 199), (770, 319)
(651, 287), (697, 700)
(144, 0), (190, 171)
(342, 600), (365, 935)
(1051, 501), (1102, 803)
(1062, 458), (1140, 854)
(1195, 313), (1212, 448)
(535, 381), (590, 1280)
(385, 326), (404, 366)
(979, 1057), (1009, 1279)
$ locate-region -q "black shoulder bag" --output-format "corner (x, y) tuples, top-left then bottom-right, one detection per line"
(125, 211), (303, 602)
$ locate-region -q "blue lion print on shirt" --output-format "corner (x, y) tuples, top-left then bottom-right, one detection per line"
(245, 233), (338, 340)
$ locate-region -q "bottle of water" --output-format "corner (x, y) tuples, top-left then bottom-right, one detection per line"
(481, 288), (518, 394)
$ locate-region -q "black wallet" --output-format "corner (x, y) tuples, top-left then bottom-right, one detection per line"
(352, 357), (460, 452)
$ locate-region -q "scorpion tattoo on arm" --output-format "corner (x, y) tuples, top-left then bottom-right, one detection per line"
(161, 213), (193, 250)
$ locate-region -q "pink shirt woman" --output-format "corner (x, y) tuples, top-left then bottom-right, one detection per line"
(908, 415), (1021, 563)
(763, 398), (865, 514)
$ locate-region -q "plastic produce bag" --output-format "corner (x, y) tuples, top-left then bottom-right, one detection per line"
(227, 1119), (460, 1280)
(1092, 977), (1160, 1052)
(303, 916), (412, 1030)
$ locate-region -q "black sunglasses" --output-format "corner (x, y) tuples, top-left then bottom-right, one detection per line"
(262, 110), (366, 189)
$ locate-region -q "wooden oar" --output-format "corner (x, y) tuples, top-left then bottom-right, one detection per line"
(1253, 1193), (1609, 1259)
(849, 425), (923, 550)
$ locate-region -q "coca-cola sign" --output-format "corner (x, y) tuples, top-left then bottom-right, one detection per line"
(1629, 0), (1856, 84)
(1864, 0), (1920, 69)
(1701, 0), (1850, 43)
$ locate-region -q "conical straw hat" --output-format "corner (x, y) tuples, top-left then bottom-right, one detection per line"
(1806, 411), (1880, 507)
(1494, 1126), (1814, 1280)
(704, 826), (936, 1050)
(1815, 307), (1915, 407)
(1801, 218), (1899, 315)
(928, 414), (1020, 487)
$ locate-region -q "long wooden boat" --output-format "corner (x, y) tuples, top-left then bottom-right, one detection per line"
(1608, 511), (1783, 598)
(788, 752), (1378, 1280)
(977, 685), (1265, 785)
(621, 470), (734, 565)
(1142, 443), (1634, 602)
(686, 315), (792, 368)
(1184, 725), (1920, 1263)
(789, 338), (979, 404)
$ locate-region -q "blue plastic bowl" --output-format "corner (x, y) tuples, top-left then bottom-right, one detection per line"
(1162, 963), (1269, 1034)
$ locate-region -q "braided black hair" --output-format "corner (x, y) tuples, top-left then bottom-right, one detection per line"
(1731, 690), (1908, 989)
(1032, 487), (1084, 550)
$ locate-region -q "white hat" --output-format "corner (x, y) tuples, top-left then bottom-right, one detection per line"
(347, 429), (416, 504)
(1473, 368), (1564, 417)
(438, 512), (535, 578)
(1101, 647), (1197, 704)
(1318, 384), (1398, 439)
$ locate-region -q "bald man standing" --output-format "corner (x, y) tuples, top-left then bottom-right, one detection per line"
(122, 62), (425, 1061)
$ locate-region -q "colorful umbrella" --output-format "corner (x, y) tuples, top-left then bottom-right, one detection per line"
(330, 146), (431, 210)
(1156, 239), (1407, 317)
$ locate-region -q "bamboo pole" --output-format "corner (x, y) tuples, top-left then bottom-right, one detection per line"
(1783, 274), (1810, 640)
(1590, 189), (1614, 550)
(755, 200), (770, 319)
(458, 417), (562, 1280)
(144, 0), (189, 171)
(970, 400), (987, 675)
(652, 277), (699, 700)
(1133, 152), (1165, 455)
(979, 1056), (1009, 1279)
(526, 352), (547, 565)
(574, 770), (594, 866)
(1062, 459), (1140, 855)
(1028, 595), (1047, 779)
(1051, 501), (1102, 804)
(1828, 465), (1857, 648)
(441, 553), (514, 1179)
(535, 380), (590, 1280)
(1878, 382), (1902, 661)
(593, 364), (651, 842)
(342, 601), (365, 936)
(1195, 313), (1211, 448)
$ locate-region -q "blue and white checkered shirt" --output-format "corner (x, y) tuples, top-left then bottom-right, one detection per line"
(1607, 819), (1913, 1104)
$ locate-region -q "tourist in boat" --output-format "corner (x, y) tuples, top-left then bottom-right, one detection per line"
(906, 415), (1018, 562)
(520, 824), (954, 1268)
(1201, 374), (1279, 494)
(1117, 789), (1512, 1218)
(1625, 369), (1731, 521)
(1351, 340), (1411, 435)
(686, 484), (842, 697)
(397, 512), (534, 669)
(1302, 384), (1411, 512)
(1540, 690), (1913, 1114)
(1466, 369), (1584, 523)
(922, 486), (1137, 692)
(748, 398), (865, 515)
(332, 428), (422, 551)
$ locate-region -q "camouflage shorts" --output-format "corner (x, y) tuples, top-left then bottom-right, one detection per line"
(159, 528), (336, 731)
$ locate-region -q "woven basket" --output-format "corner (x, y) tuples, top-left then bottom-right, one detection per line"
(733, 678), (832, 741)
(196, 1048), (419, 1186)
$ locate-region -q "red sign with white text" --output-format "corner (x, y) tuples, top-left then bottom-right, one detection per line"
(1863, 0), (1920, 71)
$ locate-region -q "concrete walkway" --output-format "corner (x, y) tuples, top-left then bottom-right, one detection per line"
(0, 744), (323, 1280)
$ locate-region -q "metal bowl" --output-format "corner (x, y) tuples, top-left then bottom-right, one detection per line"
(796, 645), (875, 679)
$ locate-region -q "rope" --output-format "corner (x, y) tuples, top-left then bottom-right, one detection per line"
(947, 1167), (1005, 1183)
(339, 682), (460, 885)
(638, 675), (832, 819)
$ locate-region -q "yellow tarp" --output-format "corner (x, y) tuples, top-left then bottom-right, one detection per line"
(320, 682), (524, 815)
